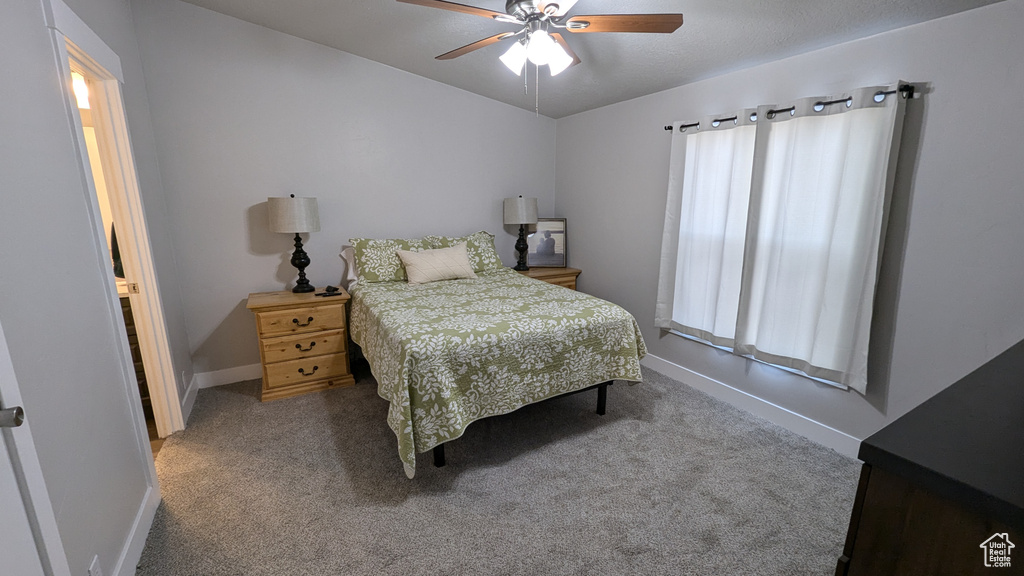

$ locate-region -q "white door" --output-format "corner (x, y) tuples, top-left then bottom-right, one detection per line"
(0, 429), (45, 576)
(0, 321), (71, 576)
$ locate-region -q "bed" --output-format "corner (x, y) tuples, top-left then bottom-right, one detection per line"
(346, 233), (646, 478)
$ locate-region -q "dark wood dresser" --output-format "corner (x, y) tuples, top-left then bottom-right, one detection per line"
(836, 339), (1024, 575)
(119, 295), (149, 410)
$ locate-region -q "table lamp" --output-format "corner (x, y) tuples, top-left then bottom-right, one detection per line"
(268, 195), (320, 293)
(503, 195), (538, 271)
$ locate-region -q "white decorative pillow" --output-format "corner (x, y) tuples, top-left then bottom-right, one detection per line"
(396, 243), (478, 285)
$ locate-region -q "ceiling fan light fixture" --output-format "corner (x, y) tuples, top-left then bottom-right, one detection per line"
(500, 39), (528, 75)
(525, 29), (555, 66)
(403, 0), (685, 83)
(547, 42), (573, 76)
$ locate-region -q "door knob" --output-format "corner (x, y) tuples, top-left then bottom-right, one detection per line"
(0, 405), (25, 428)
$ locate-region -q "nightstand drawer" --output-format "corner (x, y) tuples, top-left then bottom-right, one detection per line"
(261, 329), (347, 363)
(264, 353), (350, 389)
(547, 277), (577, 290)
(517, 267), (581, 291)
(256, 304), (345, 337)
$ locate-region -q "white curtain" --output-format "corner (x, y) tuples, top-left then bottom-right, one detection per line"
(735, 86), (906, 393)
(656, 83), (907, 394)
(656, 112), (756, 347)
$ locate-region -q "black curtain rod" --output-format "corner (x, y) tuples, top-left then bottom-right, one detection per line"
(665, 84), (914, 132)
(817, 97), (853, 107)
(765, 106), (795, 119)
(664, 121), (700, 131)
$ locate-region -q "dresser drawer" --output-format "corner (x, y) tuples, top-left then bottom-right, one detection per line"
(547, 277), (577, 290)
(261, 329), (347, 364)
(263, 352), (350, 390)
(256, 304), (345, 337)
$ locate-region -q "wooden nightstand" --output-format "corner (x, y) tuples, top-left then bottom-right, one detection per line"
(517, 267), (581, 290)
(246, 289), (355, 401)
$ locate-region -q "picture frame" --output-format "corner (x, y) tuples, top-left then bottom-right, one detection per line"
(527, 218), (567, 268)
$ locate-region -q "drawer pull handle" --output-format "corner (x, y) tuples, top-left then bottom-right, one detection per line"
(298, 366), (319, 377)
(295, 342), (316, 352)
(293, 317), (314, 327)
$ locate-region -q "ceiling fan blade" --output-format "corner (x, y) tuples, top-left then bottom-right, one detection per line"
(436, 32), (516, 60)
(564, 14), (683, 34)
(550, 33), (582, 67)
(397, 0), (508, 21)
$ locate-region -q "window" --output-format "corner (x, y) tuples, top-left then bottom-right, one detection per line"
(656, 84), (910, 394)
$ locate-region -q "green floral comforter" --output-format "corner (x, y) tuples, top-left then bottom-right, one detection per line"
(349, 268), (647, 478)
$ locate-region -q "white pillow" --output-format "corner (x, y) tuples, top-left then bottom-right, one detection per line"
(396, 243), (477, 285)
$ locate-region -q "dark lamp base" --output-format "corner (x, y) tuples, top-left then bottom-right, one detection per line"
(289, 233), (315, 294)
(514, 223), (530, 271)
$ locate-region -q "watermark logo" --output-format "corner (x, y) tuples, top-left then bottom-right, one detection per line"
(980, 533), (1015, 568)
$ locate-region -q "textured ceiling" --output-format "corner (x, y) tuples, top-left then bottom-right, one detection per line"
(177, 0), (1003, 118)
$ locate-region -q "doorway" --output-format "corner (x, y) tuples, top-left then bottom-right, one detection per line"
(39, 1), (166, 569)
(70, 67), (162, 451)
(61, 38), (185, 444)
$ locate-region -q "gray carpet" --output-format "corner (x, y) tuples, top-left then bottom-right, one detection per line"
(137, 363), (860, 576)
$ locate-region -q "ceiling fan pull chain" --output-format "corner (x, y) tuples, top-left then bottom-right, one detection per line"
(535, 62), (540, 117)
(523, 59), (528, 95)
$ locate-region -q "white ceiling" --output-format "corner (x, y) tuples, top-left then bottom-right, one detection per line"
(178, 0), (1003, 118)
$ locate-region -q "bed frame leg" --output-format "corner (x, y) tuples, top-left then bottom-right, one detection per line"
(433, 444), (446, 467)
(597, 381), (609, 415)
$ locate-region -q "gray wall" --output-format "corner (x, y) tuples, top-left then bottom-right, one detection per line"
(6, 0), (1018, 570)
(555, 0), (1024, 441)
(0, 0), (182, 572)
(131, 0), (557, 374)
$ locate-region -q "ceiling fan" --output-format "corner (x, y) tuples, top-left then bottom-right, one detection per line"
(398, 0), (684, 76)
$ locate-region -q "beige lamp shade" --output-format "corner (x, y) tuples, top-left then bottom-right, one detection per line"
(268, 196), (320, 233)
(503, 196), (539, 225)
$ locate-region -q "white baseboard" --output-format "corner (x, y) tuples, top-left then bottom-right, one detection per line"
(180, 373), (199, 425)
(641, 354), (862, 459)
(194, 363), (262, 389)
(111, 483), (159, 576)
